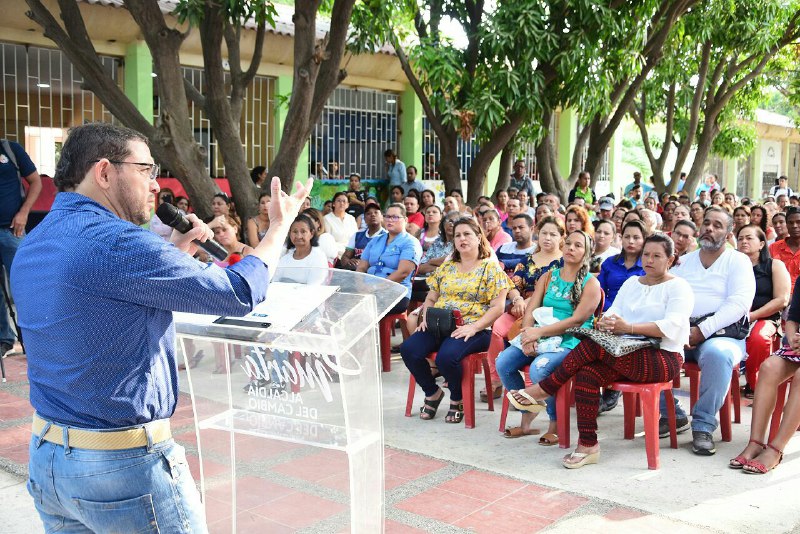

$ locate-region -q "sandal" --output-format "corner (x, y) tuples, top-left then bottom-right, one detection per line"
(480, 385), (503, 403)
(743, 443), (783, 474)
(538, 433), (559, 446)
(445, 402), (464, 424)
(419, 390), (444, 420)
(506, 390), (547, 413)
(729, 439), (765, 469)
(503, 426), (540, 439)
(562, 450), (600, 469)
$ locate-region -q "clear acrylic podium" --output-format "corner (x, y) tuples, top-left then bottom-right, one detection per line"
(173, 268), (405, 533)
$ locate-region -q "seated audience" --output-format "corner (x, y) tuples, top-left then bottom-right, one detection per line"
(731, 279), (800, 473)
(769, 206), (800, 293)
(590, 219), (620, 273)
(401, 217), (510, 423)
(737, 224), (790, 398)
(501, 198), (522, 236)
(345, 172), (367, 221)
(404, 194), (425, 235)
(496, 214), (536, 276)
(246, 190), (271, 246)
(421, 189), (437, 209)
(733, 206), (750, 236)
(565, 205), (593, 235)
(509, 234), (692, 467)
(419, 204), (444, 253)
(303, 208), (339, 265)
(277, 214), (329, 285)
(387, 185), (405, 209)
(480, 208), (513, 250)
(568, 172), (598, 212)
(495, 190), (510, 222)
(598, 220), (646, 311)
(339, 204), (386, 270)
(150, 188), (176, 240)
(324, 192), (359, 259)
(208, 215), (253, 266)
(175, 196), (190, 213)
(672, 219), (698, 257)
(499, 230), (600, 443)
(664, 206), (755, 456)
(357, 203), (422, 315)
(772, 212), (788, 242)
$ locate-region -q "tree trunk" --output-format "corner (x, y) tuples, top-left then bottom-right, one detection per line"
(465, 116), (524, 205)
(492, 139), (515, 198)
(437, 132), (462, 197)
(683, 121), (720, 196)
(536, 137), (568, 201)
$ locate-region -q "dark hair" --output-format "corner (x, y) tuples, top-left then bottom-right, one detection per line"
(332, 191), (349, 202)
(448, 188), (463, 197)
(511, 213), (534, 227)
(174, 195), (189, 209)
(286, 214), (320, 250)
(673, 219), (697, 234)
(384, 149), (396, 158)
(617, 199), (633, 210)
(54, 122), (148, 192)
(258, 190), (271, 201)
(408, 165), (418, 174)
(704, 205), (734, 233)
(736, 224), (769, 264)
(302, 208), (325, 236)
(451, 217), (492, 262)
(250, 166), (266, 184)
(422, 204), (445, 239)
(749, 205), (769, 233)
(786, 206), (800, 220)
(615, 220), (646, 262)
(644, 232), (674, 258)
(733, 205), (750, 218)
(390, 185), (404, 197)
(214, 192), (232, 204)
(364, 203), (382, 215)
(536, 215), (565, 236)
(421, 189), (436, 205)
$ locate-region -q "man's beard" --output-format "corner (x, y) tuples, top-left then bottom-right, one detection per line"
(699, 234), (725, 251)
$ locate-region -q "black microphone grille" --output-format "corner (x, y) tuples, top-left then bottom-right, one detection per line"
(155, 202), (182, 227)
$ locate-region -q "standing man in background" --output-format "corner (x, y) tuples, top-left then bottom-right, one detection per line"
(509, 160), (535, 199)
(0, 138), (42, 356)
(385, 148), (406, 187)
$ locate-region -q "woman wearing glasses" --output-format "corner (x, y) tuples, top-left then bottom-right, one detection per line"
(357, 203), (422, 315)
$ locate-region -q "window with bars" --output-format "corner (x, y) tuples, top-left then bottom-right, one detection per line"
(154, 67), (276, 178)
(421, 117), (479, 181)
(307, 86), (399, 180)
(0, 42), (121, 173)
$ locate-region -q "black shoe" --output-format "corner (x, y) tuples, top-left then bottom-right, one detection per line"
(598, 389), (621, 413)
(691, 430), (716, 456)
(658, 416), (690, 438)
(0, 342), (12, 358)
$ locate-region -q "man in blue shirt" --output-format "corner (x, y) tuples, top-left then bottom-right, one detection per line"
(509, 160), (535, 199)
(11, 123), (310, 533)
(385, 148), (406, 187)
(0, 139), (41, 357)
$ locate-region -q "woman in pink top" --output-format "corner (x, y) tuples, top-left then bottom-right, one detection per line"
(481, 208), (512, 250)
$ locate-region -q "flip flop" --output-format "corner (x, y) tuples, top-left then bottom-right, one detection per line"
(503, 426), (540, 439)
(563, 450), (600, 469)
(506, 390), (547, 413)
(538, 433), (559, 446)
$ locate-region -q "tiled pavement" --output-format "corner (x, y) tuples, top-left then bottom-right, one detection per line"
(1, 349), (798, 532)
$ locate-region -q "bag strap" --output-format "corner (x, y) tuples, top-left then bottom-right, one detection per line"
(1, 139), (25, 199)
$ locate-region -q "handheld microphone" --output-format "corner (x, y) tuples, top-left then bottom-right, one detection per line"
(155, 203), (229, 261)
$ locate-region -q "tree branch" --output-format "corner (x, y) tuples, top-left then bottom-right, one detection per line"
(183, 78), (207, 111)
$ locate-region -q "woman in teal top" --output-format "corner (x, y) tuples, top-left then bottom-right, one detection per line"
(496, 230), (602, 443)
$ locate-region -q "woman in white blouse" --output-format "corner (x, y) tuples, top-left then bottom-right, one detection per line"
(276, 214), (329, 285)
(509, 233), (693, 469)
(324, 192), (359, 259)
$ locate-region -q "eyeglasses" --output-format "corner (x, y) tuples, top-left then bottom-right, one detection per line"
(96, 160), (160, 181)
(384, 215), (403, 221)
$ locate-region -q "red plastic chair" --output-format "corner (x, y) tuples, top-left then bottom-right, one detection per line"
(682, 361), (733, 442)
(405, 351), (494, 428)
(378, 312), (409, 372)
(609, 381), (678, 470)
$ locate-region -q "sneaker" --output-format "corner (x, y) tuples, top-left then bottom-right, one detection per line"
(598, 389), (621, 413)
(658, 416), (690, 438)
(692, 430), (716, 456)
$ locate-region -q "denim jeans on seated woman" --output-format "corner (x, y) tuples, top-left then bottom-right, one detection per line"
(496, 345), (571, 421)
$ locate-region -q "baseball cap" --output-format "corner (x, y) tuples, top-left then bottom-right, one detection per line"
(598, 197), (614, 211)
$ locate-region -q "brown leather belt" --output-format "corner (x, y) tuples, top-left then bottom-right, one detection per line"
(32, 414), (172, 450)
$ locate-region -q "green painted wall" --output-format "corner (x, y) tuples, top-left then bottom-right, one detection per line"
(124, 42), (153, 123)
(274, 75), (309, 183)
(557, 109), (578, 179)
(399, 86), (423, 170)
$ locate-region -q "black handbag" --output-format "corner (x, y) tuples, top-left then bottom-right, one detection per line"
(424, 307), (461, 344)
(690, 313), (750, 340)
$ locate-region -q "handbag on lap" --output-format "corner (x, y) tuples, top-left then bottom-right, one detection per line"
(565, 327), (660, 357)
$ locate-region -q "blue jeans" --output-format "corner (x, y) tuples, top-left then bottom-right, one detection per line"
(28, 430), (207, 533)
(659, 336), (745, 433)
(0, 229), (21, 344)
(495, 345), (571, 421)
(400, 329), (492, 402)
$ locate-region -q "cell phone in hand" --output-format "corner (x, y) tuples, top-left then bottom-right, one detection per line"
(453, 309), (464, 327)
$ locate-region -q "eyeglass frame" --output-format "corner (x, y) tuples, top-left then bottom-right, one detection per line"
(94, 159), (160, 181)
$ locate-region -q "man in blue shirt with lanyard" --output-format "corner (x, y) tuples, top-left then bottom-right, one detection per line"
(11, 123), (310, 533)
(0, 139), (41, 356)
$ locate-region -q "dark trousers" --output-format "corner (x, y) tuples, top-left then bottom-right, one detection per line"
(387, 297), (410, 316)
(400, 329), (491, 402)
